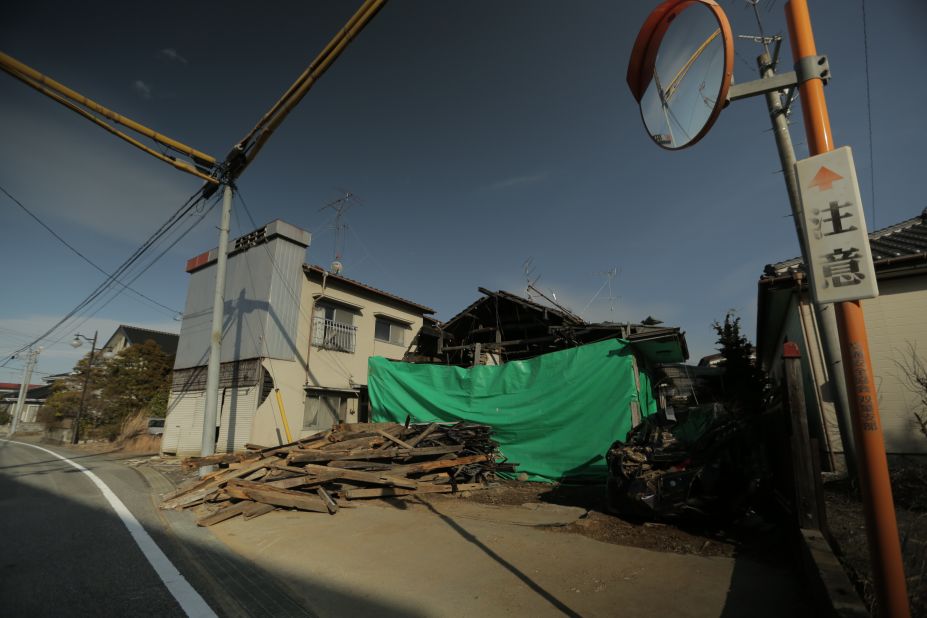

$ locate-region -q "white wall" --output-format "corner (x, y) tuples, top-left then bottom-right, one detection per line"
(861, 275), (927, 454)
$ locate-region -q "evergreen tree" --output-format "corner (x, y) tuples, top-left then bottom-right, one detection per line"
(40, 339), (173, 437)
(100, 339), (172, 424)
(40, 352), (106, 425)
(712, 311), (768, 413)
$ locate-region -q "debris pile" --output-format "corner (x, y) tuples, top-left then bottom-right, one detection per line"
(160, 421), (509, 526)
(605, 404), (764, 520)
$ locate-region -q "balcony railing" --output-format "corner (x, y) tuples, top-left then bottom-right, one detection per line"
(312, 317), (356, 353)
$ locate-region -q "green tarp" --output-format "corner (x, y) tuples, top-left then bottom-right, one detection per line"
(368, 338), (657, 482)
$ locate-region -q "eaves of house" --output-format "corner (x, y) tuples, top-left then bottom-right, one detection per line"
(756, 207), (927, 363)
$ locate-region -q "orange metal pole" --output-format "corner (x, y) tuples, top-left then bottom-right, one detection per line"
(785, 2), (910, 616)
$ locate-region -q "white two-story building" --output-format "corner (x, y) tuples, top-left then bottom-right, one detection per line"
(161, 220), (434, 457)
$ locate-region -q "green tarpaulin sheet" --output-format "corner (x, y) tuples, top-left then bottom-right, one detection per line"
(368, 338), (656, 482)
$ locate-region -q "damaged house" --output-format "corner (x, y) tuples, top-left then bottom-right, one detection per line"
(369, 288), (690, 481)
(161, 220), (434, 457)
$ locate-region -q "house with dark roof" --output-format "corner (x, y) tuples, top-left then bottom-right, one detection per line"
(162, 220), (434, 457)
(406, 287), (688, 368)
(102, 325), (179, 357)
(756, 208), (927, 462)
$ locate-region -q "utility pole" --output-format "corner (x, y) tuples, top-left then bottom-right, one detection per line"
(200, 183), (233, 474)
(756, 48), (857, 479)
(70, 331), (99, 444)
(10, 347), (40, 435)
(785, 1), (909, 614)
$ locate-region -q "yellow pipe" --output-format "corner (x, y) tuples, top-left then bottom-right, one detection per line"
(664, 28), (721, 102)
(238, 0), (387, 171)
(0, 51), (216, 167)
(274, 388), (294, 443)
(237, 0), (376, 148)
(3, 66), (218, 184)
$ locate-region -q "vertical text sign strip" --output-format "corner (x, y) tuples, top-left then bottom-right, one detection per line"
(795, 146), (878, 304)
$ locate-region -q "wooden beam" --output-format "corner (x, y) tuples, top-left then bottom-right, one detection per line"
(287, 444), (463, 464)
(196, 500), (254, 527)
(298, 463), (417, 489)
(242, 502), (276, 520)
(342, 483), (484, 500)
(317, 487), (339, 514)
(375, 429), (415, 449)
(389, 453), (492, 476)
(160, 455), (281, 510)
(404, 422), (439, 448)
(228, 479), (330, 513)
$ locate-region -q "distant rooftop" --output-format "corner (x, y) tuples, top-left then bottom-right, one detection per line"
(112, 325), (179, 356)
(765, 207), (927, 277)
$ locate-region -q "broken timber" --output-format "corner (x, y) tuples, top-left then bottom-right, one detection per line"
(163, 421), (507, 527)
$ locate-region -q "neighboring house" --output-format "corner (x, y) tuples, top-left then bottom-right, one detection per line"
(756, 208), (927, 463)
(161, 220), (434, 457)
(102, 325), (179, 357)
(0, 382), (50, 424)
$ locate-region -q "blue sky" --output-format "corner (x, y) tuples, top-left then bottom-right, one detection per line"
(2, 0), (925, 382)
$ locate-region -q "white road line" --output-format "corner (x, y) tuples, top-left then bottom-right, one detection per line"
(2, 440), (217, 618)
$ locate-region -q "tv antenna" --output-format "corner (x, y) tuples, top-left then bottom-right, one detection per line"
(319, 191), (358, 266)
(579, 267), (620, 318)
(522, 258), (540, 299)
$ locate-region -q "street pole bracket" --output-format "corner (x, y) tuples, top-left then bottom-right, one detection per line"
(795, 54), (830, 85)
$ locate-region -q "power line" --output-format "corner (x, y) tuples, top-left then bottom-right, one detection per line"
(860, 0), (876, 228)
(0, 182), (182, 317)
(0, 186), (209, 366)
(47, 194), (219, 350)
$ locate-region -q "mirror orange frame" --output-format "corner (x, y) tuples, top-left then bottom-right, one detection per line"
(626, 0), (734, 150)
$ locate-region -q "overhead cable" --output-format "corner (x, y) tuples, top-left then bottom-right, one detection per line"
(0, 182), (181, 317)
(1, 186), (208, 364)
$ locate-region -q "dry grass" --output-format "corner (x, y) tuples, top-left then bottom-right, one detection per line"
(114, 412), (162, 453)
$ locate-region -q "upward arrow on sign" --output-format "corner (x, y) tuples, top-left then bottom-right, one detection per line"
(809, 166), (844, 191)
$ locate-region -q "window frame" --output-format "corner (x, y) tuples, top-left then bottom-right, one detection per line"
(374, 317), (406, 346)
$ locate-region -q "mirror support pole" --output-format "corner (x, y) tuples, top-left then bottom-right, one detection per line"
(757, 52), (858, 482)
(786, 2), (910, 616)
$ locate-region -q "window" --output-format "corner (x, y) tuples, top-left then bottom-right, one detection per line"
(312, 302), (357, 353)
(316, 302), (354, 327)
(375, 317), (405, 346)
(303, 394), (348, 430)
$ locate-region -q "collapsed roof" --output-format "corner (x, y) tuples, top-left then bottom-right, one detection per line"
(407, 288), (688, 367)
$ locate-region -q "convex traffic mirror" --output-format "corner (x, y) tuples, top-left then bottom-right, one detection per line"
(627, 0), (734, 149)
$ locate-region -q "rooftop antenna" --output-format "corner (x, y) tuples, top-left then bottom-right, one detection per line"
(603, 267), (620, 316)
(579, 266), (620, 318)
(522, 258), (540, 299)
(319, 191), (357, 274)
(527, 282), (582, 322)
(745, 1), (772, 58)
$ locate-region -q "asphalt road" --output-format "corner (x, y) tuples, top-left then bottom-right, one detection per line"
(0, 440), (314, 617)
(0, 440), (189, 616)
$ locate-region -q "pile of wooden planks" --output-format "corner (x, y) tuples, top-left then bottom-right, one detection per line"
(160, 421), (511, 527)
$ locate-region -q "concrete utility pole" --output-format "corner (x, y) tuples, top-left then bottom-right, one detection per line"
(756, 50), (857, 479)
(200, 183), (233, 474)
(10, 347), (40, 435)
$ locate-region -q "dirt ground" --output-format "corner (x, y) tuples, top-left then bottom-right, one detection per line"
(824, 463), (927, 617)
(165, 464), (792, 564)
(456, 479), (795, 562)
(210, 487), (809, 618)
